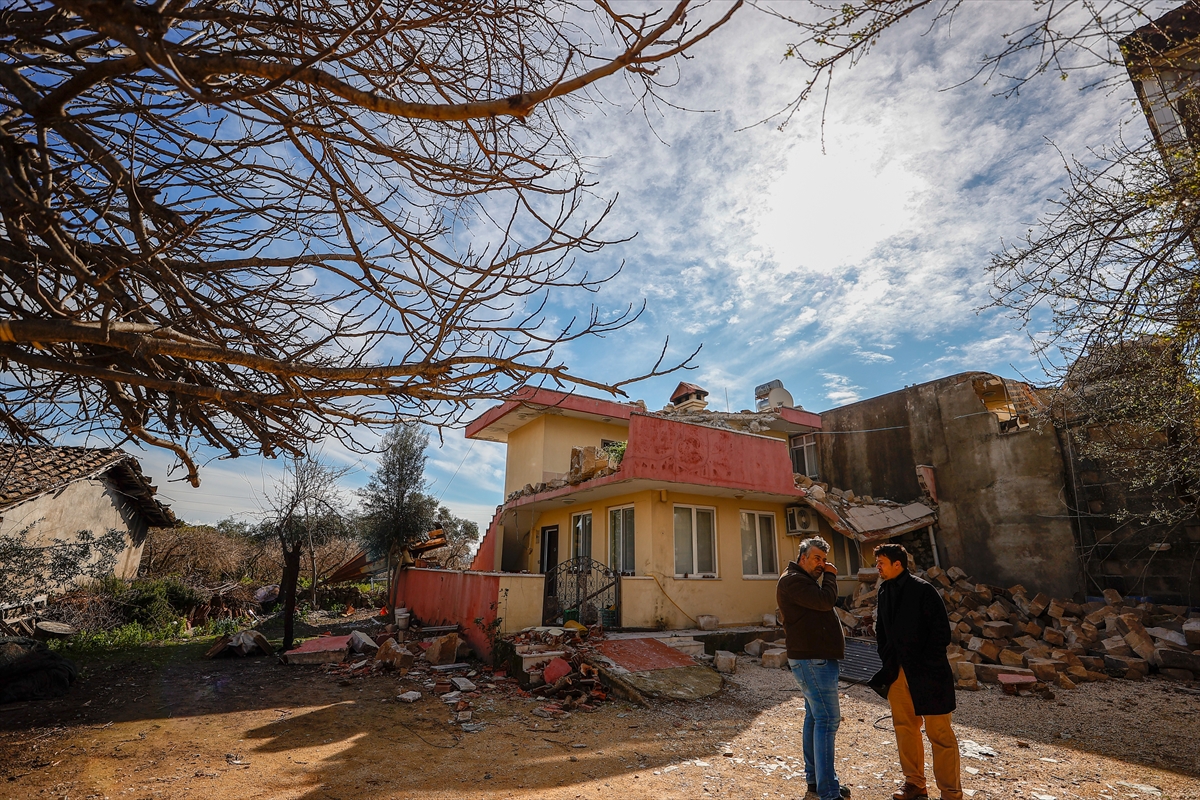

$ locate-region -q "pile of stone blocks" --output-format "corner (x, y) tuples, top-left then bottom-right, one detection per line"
(840, 563), (1200, 691)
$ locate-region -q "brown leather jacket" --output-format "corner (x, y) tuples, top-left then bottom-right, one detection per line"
(776, 561), (845, 660)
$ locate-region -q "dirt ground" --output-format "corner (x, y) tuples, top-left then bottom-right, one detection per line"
(2, 624), (1198, 800)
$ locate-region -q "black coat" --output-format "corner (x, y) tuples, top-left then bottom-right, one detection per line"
(869, 569), (956, 717)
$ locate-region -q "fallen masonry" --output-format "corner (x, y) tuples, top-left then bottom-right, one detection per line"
(834, 563), (1200, 694)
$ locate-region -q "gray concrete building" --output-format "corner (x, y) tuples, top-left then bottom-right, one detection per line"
(814, 372), (1083, 599)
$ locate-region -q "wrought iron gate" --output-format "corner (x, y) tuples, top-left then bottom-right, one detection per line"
(544, 557), (619, 625)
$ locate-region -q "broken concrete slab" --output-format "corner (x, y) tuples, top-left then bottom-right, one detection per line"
(349, 630), (378, 655)
(975, 664), (1034, 684)
(661, 636), (705, 657)
(283, 635), (351, 665)
(397, 690), (421, 702)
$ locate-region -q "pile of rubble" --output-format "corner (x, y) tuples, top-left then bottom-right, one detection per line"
(503, 622), (610, 710)
(837, 564), (1200, 692)
(793, 473), (909, 508)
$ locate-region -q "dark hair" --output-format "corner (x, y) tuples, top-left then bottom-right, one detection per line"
(873, 543), (908, 569)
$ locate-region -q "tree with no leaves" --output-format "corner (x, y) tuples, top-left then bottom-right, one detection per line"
(771, 0), (1200, 524)
(260, 454), (347, 651)
(0, 0), (739, 485)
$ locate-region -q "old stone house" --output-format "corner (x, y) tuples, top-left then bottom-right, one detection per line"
(0, 444), (176, 592)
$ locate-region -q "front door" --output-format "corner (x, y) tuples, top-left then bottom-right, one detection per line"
(540, 526), (559, 624)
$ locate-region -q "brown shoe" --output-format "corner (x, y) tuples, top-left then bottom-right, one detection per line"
(891, 784), (928, 800)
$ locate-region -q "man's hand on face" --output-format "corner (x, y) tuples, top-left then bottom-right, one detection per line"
(799, 548), (835, 580)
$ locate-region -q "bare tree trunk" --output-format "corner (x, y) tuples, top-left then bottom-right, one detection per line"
(385, 546), (396, 625)
(308, 530), (318, 609)
(281, 542), (303, 652)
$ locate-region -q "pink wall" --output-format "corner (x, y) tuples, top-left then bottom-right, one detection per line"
(622, 413), (800, 495)
(391, 567), (500, 660)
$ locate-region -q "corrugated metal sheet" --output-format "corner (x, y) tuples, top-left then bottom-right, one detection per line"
(839, 637), (882, 684)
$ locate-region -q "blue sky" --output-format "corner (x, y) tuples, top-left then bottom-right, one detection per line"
(129, 2), (1156, 532)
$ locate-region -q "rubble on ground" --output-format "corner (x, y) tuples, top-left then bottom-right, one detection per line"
(836, 563), (1200, 694)
(204, 630), (274, 658)
(792, 474), (938, 541)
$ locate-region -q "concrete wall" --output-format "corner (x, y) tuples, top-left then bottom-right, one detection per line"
(504, 416), (546, 497)
(391, 568), (544, 659)
(496, 574), (545, 632)
(819, 372), (1083, 598)
(0, 477), (148, 590)
(502, 415), (630, 496)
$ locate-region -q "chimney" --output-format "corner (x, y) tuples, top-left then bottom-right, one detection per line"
(670, 382), (709, 412)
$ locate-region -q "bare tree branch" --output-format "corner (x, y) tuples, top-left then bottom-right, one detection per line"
(0, 0), (738, 485)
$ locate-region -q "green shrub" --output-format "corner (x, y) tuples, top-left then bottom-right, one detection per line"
(202, 617), (240, 636)
(49, 619), (186, 655)
(121, 578), (203, 629)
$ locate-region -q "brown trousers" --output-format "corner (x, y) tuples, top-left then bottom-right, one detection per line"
(888, 668), (962, 800)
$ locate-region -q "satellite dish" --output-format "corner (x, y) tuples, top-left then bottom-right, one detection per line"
(767, 386), (794, 409)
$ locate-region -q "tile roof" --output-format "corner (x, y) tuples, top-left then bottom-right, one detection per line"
(0, 444), (176, 527)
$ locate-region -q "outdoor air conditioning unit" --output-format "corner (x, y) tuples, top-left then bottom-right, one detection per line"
(785, 505), (820, 535)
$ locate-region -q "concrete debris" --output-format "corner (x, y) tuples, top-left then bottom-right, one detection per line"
(713, 650), (737, 674)
(204, 630), (273, 659)
(375, 638), (414, 671)
(839, 562), (1200, 691)
(396, 690), (421, 702)
(760, 649), (788, 669)
(348, 630), (378, 655)
(425, 632), (460, 666)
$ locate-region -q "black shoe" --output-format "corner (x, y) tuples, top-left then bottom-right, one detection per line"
(806, 785), (852, 799)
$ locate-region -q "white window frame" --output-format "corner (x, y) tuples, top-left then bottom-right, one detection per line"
(740, 510), (780, 578)
(608, 504), (636, 575)
(571, 511), (592, 560)
(673, 504), (718, 578)
(790, 433), (819, 479)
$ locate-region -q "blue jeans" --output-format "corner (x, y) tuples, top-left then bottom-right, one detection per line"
(789, 658), (842, 800)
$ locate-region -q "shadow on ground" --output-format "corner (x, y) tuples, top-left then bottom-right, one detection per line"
(0, 631), (1198, 798)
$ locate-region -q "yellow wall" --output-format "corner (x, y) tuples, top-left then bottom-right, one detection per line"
(541, 415), (630, 480)
(504, 417), (546, 496)
(502, 415), (629, 496)
(496, 574), (546, 633)
(525, 488), (843, 629)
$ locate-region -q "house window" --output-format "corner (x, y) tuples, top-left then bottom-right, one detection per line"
(609, 505), (635, 575)
(674, 505), (716, 577)
(838, 535), (861, 575)
(740, 511), (778, 577)
(571, 512), (592, 559)
(790, 434), (819, 479)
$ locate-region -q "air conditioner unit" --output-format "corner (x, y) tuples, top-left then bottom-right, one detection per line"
(786, 505), (819, 535)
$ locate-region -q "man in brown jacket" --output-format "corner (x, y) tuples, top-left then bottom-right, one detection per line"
(777, 536), (849, 800)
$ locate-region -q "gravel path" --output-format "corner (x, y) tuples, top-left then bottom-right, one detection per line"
(1, 648), (1196, 799)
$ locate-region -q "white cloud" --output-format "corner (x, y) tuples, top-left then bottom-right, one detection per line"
(821, 371), (864, 406)
(854, 349), (895, 364)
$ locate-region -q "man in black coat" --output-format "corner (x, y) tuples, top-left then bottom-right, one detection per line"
(869, 544), (961, 800)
